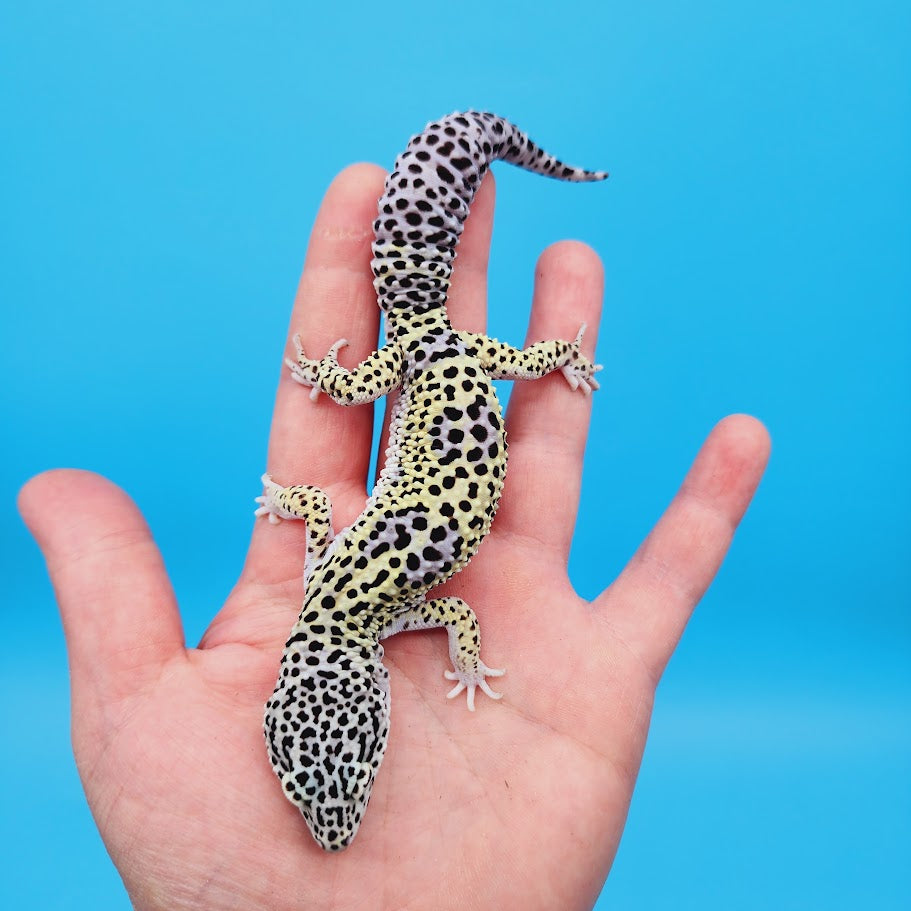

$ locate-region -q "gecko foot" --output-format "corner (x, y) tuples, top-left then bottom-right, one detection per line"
(560, 323), (603, 395)
(254, 473), (293, 524)
(285, 334), (321, 399)
(444, 662), (506, 711)
(285, 335), (350, 402)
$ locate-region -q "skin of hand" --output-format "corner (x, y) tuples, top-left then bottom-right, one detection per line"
(18, 163), (770, 911)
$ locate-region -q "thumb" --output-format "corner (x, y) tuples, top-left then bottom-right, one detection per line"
(18, 470), (186, 709)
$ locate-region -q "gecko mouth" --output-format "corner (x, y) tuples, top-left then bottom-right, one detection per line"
(324, 834), (353, 852)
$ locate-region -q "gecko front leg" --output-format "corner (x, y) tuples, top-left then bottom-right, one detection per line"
(380, 597), (505, 711)
(255, 473), (334, 585)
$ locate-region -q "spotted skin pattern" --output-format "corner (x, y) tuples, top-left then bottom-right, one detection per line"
(259, 111), (606, 851)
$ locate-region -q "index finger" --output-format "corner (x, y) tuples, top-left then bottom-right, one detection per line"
(245, 164), (386, 583)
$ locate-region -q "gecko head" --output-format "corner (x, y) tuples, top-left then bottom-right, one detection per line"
(263, 651), (391, 851)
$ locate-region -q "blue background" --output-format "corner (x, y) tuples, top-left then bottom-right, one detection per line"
(2, 1), (908, 907)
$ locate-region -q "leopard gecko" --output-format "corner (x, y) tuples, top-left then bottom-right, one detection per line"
(256, 111), (606, 851)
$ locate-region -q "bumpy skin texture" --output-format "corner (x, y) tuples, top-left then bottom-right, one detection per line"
(257, 111), (606, 851)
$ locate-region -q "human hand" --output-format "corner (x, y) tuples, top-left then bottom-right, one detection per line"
(18, 164), (769, 911)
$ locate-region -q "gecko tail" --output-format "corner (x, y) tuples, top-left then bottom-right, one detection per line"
(371, 111), (607, 316)
(467, 110), (609, 183)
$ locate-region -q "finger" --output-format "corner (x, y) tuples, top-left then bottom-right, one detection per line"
(266, 163), (386, 487)
(247, 164), (386, 578)
(596, 414), (771, 681)
(17, 470), (185, 705)
(374, 172), (497, 476)
(494, 241), (604, 559)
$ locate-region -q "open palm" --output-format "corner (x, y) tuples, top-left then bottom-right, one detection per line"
(19, 164), (769, 911)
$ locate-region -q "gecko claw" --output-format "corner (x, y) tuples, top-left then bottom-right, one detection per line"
(254, 473), (290, 523)
(286, 335), (322, 394)
(444, 663), (506, 711)
(560, 324), (601, 395)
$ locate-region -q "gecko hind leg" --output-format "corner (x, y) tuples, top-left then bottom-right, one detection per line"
(380, 597), (505, 711)
(457, 323), (602, 395)
(285, 335), (349, 402)
(285, 335), (405, 406)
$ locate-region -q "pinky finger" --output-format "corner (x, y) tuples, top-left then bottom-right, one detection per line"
(595, 415), (770, 682)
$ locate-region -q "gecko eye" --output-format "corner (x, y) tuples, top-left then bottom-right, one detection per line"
(281, 769), (311, 805)
(342, 761), (373, 800)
